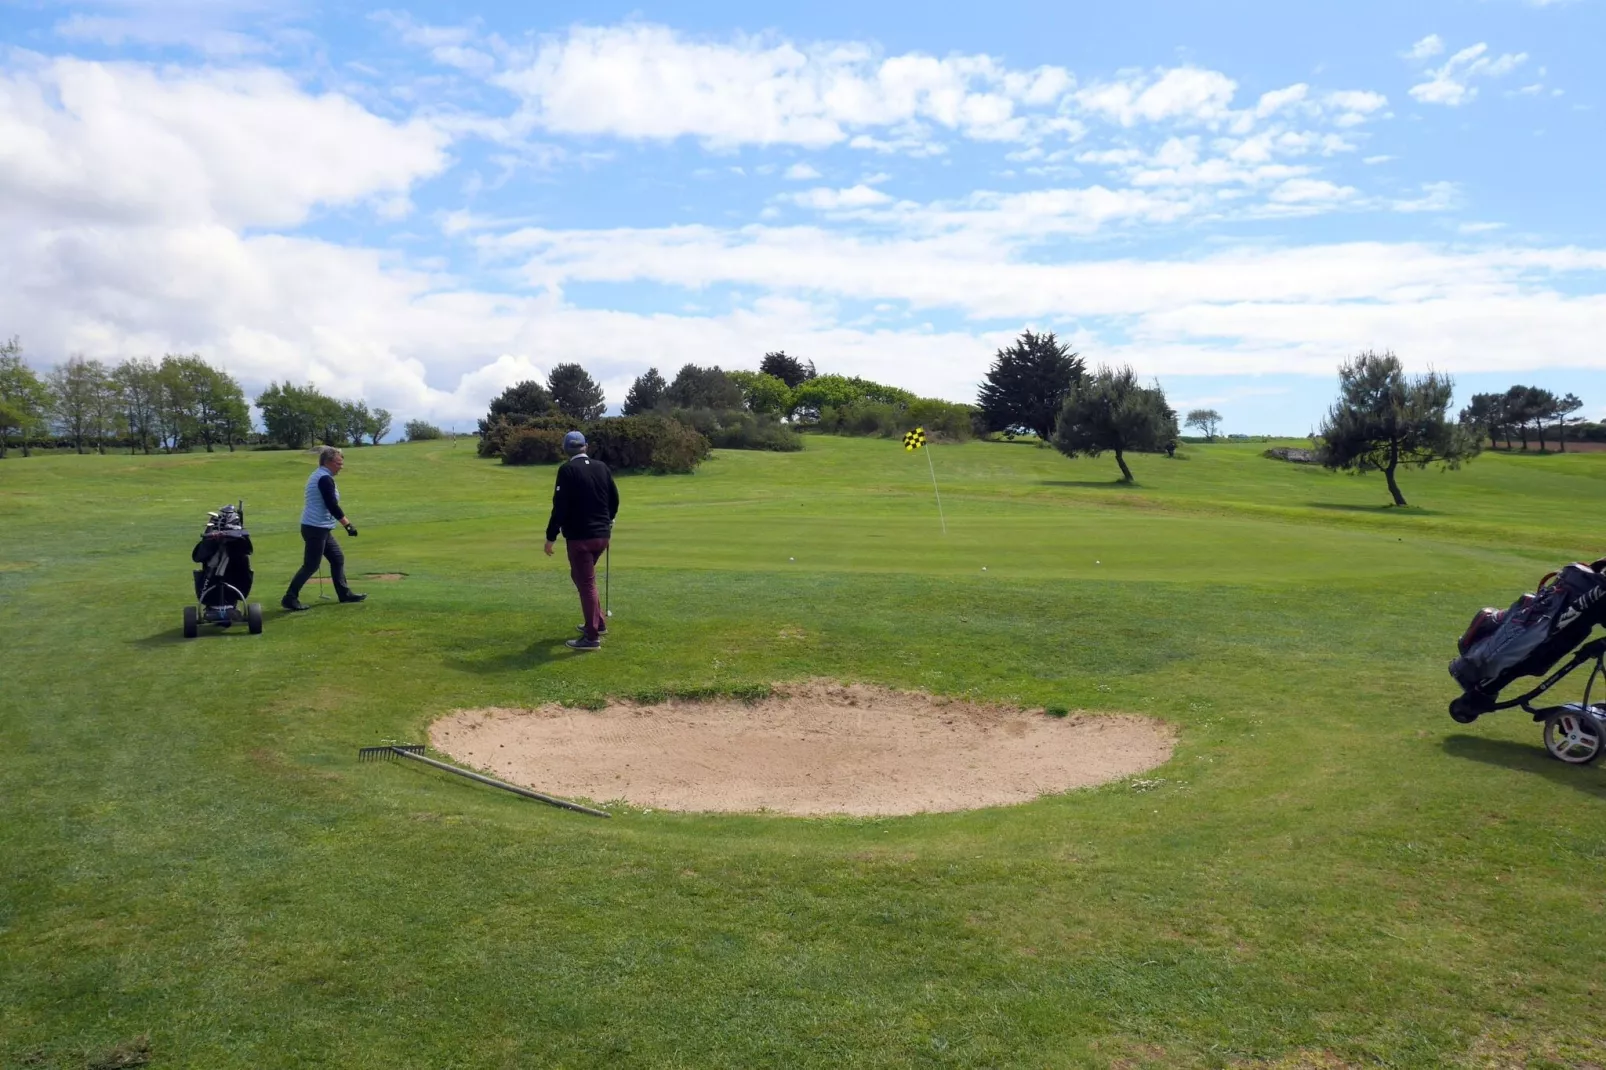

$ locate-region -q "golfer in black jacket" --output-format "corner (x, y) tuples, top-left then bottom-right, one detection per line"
(544, 431), (619, 650)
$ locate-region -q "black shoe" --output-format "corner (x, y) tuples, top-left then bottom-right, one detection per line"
(565, 637), (602, 651)
(338, 592), (367, 604)
(281, 597), (310, 612)
(576, 624), (608, 636)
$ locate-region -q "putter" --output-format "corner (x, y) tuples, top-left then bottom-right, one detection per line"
(605, 544), (611, 618)
(316, 562), (332, 602)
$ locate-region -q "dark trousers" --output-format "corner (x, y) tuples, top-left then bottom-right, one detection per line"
(567, 537), (610, 639)
(286, 524), (349, 600)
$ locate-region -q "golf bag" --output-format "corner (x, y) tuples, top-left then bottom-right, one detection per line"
(192, 504), (255, 608)
(1449, 562), (1606, 699)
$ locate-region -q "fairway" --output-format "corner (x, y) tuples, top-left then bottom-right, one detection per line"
(3, 437), (1605, 1068)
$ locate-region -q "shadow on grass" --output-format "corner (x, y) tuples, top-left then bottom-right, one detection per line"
(132, 623), (260, 645)
(1441, 734), (1606, 799)
(443, 638), (573, 675)
(1040, 480), (1143, 490)
(1307, 502), (1445, 516)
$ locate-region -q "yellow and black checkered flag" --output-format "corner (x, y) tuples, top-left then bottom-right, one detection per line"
(902, 427), (926, 451)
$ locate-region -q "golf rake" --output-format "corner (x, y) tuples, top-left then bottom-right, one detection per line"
(358, 743), (610, 818)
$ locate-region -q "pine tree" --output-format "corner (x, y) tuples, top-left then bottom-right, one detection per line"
(977, 330), (1084, 441)
(547, 363), (607, 421)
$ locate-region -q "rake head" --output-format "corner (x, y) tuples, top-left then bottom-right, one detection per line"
(358, 743), (425, 762)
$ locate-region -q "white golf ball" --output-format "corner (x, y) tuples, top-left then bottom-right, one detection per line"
(789, 557), (795, 562)
(1095, 560), (1101, 565)
(981, 567), (987, 571)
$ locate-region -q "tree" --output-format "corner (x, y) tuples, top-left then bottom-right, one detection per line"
(405, 419), (443, 441)
(759, 351), (816, 389)
(663, 364), (744, 410)
(1458, 392), (1506, 450)
(622, 367), (667, 415)
(1185, 409), (1223, 442)
(215, 389), (251, 452)
(977, 329), (1084, 441)
(165, 354), (244, 452)
(0, 338), (54, 459)
(313, 392), (348, 446)
(87, 363), (122, 454)
(153, 357), (197, 452)
(1554, 392), (1584, 452)
(344, 401), (373, 446)
(1317, 351), (1477, 507)
(256, 382), (323, 450)
(1526, 387), (1560, 451)
(790, 374), (915, 422)
(112, 357), (161, 454)
(49, 355), (113, 454)
(368, 407), (392, 445)
(488, 380), (557, 421)
(728, 370), (793, 417)
(547, 362), (607, 421)
(1051, 365), (1178, 483)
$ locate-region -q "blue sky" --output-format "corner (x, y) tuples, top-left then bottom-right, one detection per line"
(1, 0), (1602, 434)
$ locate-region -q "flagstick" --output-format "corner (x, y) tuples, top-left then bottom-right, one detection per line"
(923, 443), (947, 535)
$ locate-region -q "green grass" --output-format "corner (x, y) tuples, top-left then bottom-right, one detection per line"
(2, 436), (1604, 1069)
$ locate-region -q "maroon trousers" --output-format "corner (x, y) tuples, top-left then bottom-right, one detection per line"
(566, 537), (610, 639)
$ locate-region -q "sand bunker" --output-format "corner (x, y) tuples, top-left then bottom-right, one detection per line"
(430, 683), (1174, 816)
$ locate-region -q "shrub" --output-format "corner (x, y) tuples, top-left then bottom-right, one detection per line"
(663, 408), (802, 452)
(404, 420), (443, 441)
(501, 428), (568, 466)
(585, 415), (710, 474)
(478, 414), (570, 458)
(907, 398), (975, 443)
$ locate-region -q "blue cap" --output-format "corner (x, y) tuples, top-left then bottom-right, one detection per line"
(563, 430), (587, 454)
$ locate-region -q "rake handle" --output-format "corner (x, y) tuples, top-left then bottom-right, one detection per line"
(389, 747), (611, 818)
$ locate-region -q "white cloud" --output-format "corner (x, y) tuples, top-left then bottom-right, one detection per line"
(1392, 181), (1461, 212)
(46, 0), (303, 55)
(786, 184), (892, 210)
(1074, 67), (1238, 126)
(1404, 34), (1446, 61)
(0, 54), (451, 229)
(1255, 83), (1309, 117)
(1267, 178), (1358, 205)
(1410, 43), (1528, 106)
(784, 162), (822, 180)
(489, 24), (1077, 149)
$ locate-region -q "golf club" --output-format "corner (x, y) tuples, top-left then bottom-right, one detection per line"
(605, 543), (611, 618)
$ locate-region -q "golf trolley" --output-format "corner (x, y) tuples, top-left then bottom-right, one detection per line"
(184, 502), (262, 639)
(1448, 561), (1606, 765)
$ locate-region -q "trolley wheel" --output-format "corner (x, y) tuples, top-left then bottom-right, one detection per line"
(183, 605), (199, 639)
(247, 603), (263, 635)
(1448, 696), (1482, 724)
(1543, 710), (1603, 765)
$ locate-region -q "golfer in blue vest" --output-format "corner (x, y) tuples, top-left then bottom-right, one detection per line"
(544, 431), (618, 650)
(282, 446), (365, 611)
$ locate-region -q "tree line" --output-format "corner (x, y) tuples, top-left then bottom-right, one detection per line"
(0, 339), (253, 457)
(253, 382), (393, 450)
(1458, 386), (1585, 452)
(0, 338), (403, 458)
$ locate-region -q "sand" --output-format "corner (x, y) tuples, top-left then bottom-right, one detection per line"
(429, 682), (1174, 816)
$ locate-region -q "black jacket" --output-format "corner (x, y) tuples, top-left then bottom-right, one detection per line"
(545, 454), (619, 542)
